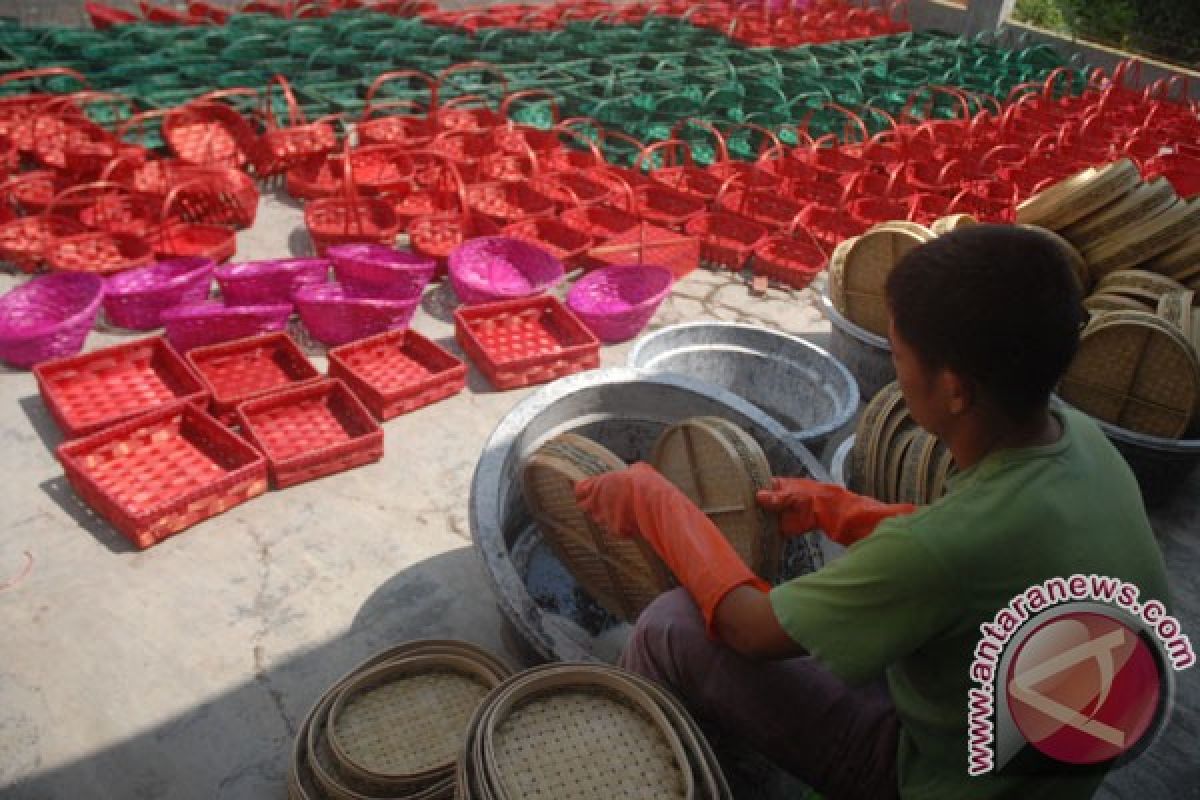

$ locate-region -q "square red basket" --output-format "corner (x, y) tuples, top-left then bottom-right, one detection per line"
(235, 378), (383, 489)
(454, 295), (600, 391)
(35, 336), (209, 439)
(584, 221), (700, 279)
(185, 332), (321, 424)
(328, 329), (467, 421)
(57, 401), (267, 549)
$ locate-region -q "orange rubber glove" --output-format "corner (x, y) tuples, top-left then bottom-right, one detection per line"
(755, 477), (916, 546)
(574, 462), (768, 636)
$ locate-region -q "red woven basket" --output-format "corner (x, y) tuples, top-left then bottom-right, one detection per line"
(752, 220), (828, 291)
(684, 211), (768, 271)
(304, 144), (400, 257)
(163, 93), (262, 172)
(502, 217), (594, 266)
(235, 378), (384, 489)
(638, 140), (725, 204)
(258, 76), (340, 178)
(34, 335), (210, 439)
(454, 293), (599, 391)
(584, 221), (700, 279)
(185, 331), (321, 422)
(43, 184), (155, 275)
(57, 400), (267, 549)
(464, 181), (557, 227)
(328, 328), (467, 420)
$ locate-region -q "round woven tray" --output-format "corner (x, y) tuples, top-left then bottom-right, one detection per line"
(871, 395), (914, 504)
(926, 441), (958, 503)
(1157, 289), (1195, 341)
(1059, 310), (1200, 439)
(898, 428), (940, 505)
(929, 213), (977, 235)
(861, 383), (907, 501)
(521, 433), (674, 623)
(479, 668), (693, 800)
(651, 417), (776, 581)
(850, 381), (903, 499)
(1015, 160), (1141, 232)
(1060, 177), (1178, 248)
(826, 234), (858, 312)
(1084, 292), (1154, 314)
(327, 654), (501, 789)
(1142, 232), (1200, 278)
(883, 427), (920, 505)
(838, 225), (932, 338)
(1081, 199), (1200, 279)
(1096, 270), (1185, 306)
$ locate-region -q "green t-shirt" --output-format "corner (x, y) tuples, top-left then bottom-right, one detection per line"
(769, 408), (1170, 799)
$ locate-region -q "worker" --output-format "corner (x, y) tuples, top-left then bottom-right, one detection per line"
(574, 225), (1171, 799)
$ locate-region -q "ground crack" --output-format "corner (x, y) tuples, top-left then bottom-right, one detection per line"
(248, 528), (297, 739)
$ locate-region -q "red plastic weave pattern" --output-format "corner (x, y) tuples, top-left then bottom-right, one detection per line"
(57, 402), (266, 549)
(454, 295), (599, 391)
(185, 332), (320, 419)
(35, 337), (208, 438)
(236, 379), (383, 488)
(328, 329), (467, 420)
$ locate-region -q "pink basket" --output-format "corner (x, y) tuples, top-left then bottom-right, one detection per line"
(214, 258), (330, 307)
(566, 264), (674, 343)
(293, 283), (421, 346)
(327, 244), (436, 299)
(161, 301), (292, 352)
(103, 256), (214, 331)
(0, 273), (105, 368)
(447, 236), (564, 305)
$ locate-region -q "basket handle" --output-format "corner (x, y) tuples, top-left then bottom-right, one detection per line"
(634, 140), (694, 174)
(500, 89), (561, 128)
(43, 179), (128, 221)
(723, 121), (783, 162)
(263, 74), (305, 130)
(783, 211), (829, 257)
(0, 67), (89, 91)
(408, 149), (471, 220)
(898, 84), (970, 125)
(551, 118), (606, 165)
(799, 102), (869, 145)
(198, 87), (262, 107)
(670, 117), (729, 163)
(1041, 66), (1081, 101)
(359, 97), (429, 127)
(436, 61), (510, 102)
(364, 69), (439, 112)
(42, 90), (136, 133)
(594, 165), (638, 214)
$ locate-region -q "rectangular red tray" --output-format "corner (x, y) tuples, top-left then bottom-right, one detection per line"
(35, 336), (209, 439)
(186, 332), (321, 423)
(234, 378), (383, 489)
(453, 294), (600, 391)
(328, 329), (467, 420)
(584, 221), (700, 279)
(57, 401), (267, 550)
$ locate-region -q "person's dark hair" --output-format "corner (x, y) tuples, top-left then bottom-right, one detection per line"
(884, 224), (1086, 422)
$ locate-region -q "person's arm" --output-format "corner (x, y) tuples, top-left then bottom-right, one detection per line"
(711, 584), (803, 659)
(757, 477), (916, 546)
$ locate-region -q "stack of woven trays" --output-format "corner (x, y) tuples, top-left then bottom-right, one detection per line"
(845, 381), (957, 505)
(1017, 162), (1200, 439)
(458, 662), (731, 800)
(289, 639), (514, 800)
(521, 416), (778, 624)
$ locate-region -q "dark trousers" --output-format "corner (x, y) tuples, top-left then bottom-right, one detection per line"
(619, 588), (902, 800)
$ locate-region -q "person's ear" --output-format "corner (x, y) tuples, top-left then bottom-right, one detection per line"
(940, 368), (972, 415)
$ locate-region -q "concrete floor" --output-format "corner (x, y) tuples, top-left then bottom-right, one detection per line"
(1, 187), (1197, 799)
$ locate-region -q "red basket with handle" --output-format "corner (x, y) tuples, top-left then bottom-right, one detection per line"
(405, 158), (500, 272)
(584, 220), (700, 279)
(328, 328), (467, 420)
(752, 218), (828, 291)
(304, 144), (400, 257)
(57, 400), (267, 550)
(235, 378), (384, 489)
(358, 85), (439, 150)
(258, 76), (340, 178)
(43, 183), (155, 276)
(163, 92), (263, 172)
(34, 335), (209, 439)
(714, 176), (806, 233)
(637, 140), (724, 205)
(454, 293), (599, 391)
(502, 217), (594, 266)
(154, 181), (238, 264)
(86, 1), (139, 28)
(0, 184), (87, 274)
(0, 69), (89, 141)
(186, 331), (321, 423)
(684, 211), (769, 271)
(464, 180), (556, 227)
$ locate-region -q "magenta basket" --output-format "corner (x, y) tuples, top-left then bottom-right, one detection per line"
(161, 301), (292, 351)
(0, 273), (105, 368)
(447, 236), (564, 306)
(566, 264), (674, 343)
(328, 244), (437, 299)
(214, 258), (330, 307)
(293, 283), (421, 346)
(103, 257), (215, 331)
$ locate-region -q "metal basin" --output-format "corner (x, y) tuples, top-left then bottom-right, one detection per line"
(818, 293), (894, 402)
(470, 368), (829, 664)
(627, 322), (860, 455)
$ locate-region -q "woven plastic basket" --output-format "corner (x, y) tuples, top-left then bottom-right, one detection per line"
(328, 328), (467, 421)
(328, 244), (436, 299)
(57, 400), (267, 550)
(448, 236), (564, 306)
(215, 258), (330, 307)
(294, 283), (422, 346)
(304, 144), (400, 257)
(566, 264), (673, 343)
(103, 256), (214, 331)
(162, 301), (292, 352)
(185, 331), (321, 422)
(34, 335), (209, 439)
(0, 273), (104, 369)
(453, 294), (599, 391)
(235, 378), (384, 489)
